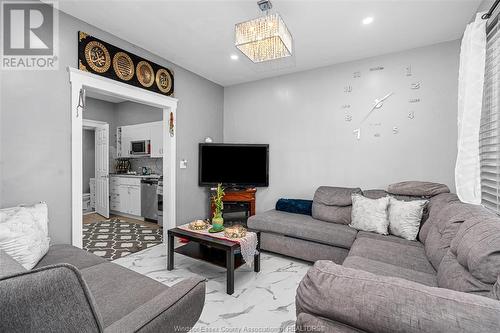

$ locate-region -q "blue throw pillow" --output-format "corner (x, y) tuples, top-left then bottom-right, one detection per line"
(275, 198), (313, 216)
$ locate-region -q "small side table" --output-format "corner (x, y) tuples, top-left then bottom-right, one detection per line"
(167, 227), (261, 295)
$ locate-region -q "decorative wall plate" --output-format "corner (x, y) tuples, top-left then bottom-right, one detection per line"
(113, 52), (134, 81)
(78, 32), (175, 96)
(156, 68), (173, 94)
(84, 41), (111, 73)
(136, 61), (154, 87)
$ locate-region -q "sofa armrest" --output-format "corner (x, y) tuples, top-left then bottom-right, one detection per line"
(104, 277), (206, 333)
(0, 264), (103, 332)
(296, 313), (366, 333)
(296, 261), (500, 333)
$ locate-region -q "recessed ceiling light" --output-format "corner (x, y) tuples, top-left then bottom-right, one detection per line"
(362, 17), (374, 25)
(230, 54), (239, 60)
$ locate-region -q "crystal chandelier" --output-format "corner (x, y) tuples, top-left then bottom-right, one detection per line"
(235, 0), (293, 63)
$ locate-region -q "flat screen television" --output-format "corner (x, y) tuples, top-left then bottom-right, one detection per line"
(199, 143), (269, 187)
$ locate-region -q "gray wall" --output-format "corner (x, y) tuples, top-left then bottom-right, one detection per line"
(224, 40), (460, 213)
(84, 98), (163, 162)
(0, 6), (224, 243)
(83, 98), (116, 157)
(83, 98), (116, 132)
(82, 129), (95, 194)
(115, 101), (162, 126)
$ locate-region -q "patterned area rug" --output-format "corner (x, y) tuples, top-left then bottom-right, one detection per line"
(83, 219), (163, 260)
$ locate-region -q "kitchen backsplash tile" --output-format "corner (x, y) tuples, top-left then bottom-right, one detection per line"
(113, 157), (162, 175)
(131, 157), (162, 175)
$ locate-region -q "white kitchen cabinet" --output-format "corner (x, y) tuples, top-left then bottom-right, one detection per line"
(150, 121), (163, 158)
(117, 123), (153, 158)
(110, 176), (141, 216)
(127, 124), (150, 142)
(116, 127), (123, 158)
(119, 126), (131, 158)
(128, 185), (141, 215)
(117, 185), (128, 212)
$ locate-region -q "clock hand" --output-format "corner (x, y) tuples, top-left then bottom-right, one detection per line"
(360, 104), (378, 124)
(360, 92), (394, 124)
(374, 92), (394, 109)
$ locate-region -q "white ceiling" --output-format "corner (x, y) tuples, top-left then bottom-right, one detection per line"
(57, 0), (482, 87)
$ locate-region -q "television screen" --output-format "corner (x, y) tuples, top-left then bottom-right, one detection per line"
(199, 144), (269, 187)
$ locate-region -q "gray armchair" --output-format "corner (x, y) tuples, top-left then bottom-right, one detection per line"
(0, 247), (206, 333)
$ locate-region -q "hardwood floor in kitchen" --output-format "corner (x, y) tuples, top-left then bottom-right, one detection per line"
(83, 212), (161, 229)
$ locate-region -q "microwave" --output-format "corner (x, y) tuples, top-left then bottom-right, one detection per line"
(130, 140), (150, 155)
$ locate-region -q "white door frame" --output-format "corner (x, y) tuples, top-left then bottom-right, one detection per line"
(69, 67), (178, 248)
(83, 119), (110, 219)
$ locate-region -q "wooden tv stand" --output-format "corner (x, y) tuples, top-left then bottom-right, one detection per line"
(210, 187), (257, 220)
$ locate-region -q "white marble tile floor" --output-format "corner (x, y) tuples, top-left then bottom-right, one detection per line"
(114, 244), (312, 332)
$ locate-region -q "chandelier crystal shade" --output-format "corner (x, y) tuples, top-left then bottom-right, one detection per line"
(235, 13), (292, 63)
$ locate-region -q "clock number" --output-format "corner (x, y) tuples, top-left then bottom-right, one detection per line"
(353, 128), (361, 140)
(411, 82), (421, 89)
(405, 65), (412, 76)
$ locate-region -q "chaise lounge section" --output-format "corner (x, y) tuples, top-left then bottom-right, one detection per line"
(0, 244), (206, 333)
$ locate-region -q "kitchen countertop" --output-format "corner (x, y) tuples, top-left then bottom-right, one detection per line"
(110, 173), (161, 179)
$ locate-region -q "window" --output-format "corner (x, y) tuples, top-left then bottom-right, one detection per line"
(480, 20), (500, 212)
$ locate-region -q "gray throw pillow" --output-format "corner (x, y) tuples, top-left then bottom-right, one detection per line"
(388, 197), (428, 240)
(349, 194), (389, 235)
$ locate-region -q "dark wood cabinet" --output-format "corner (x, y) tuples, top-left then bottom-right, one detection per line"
(210, 188), (257, 222)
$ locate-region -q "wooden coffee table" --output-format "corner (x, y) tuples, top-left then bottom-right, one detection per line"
(167, 227), (260, 295)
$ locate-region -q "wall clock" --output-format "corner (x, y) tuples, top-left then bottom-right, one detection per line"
(353, 92), (394, 140)
(341, 65), (421, 140)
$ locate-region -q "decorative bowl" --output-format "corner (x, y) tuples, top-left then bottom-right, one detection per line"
(188, 219), (209, 231)
(224, 225), (247, 239)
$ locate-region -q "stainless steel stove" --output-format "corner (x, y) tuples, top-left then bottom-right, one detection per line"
(157, 176), (163, 226)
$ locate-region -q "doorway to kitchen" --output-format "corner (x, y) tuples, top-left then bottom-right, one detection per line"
(69, 68), (177, 258)
(81, 93), (164, 260)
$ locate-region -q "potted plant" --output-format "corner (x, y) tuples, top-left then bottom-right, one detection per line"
(210, 183), (225, 232)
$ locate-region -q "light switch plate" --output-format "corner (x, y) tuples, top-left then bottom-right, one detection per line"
(180, 159), (188, 169)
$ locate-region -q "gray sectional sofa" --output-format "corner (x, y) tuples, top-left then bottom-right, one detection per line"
(248, 183), (500, 333)
(0, 244), (205, 332)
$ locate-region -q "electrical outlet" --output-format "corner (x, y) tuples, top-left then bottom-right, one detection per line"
(180, 159), (188, 169)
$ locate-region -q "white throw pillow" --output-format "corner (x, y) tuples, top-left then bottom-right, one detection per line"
(388, 197), (428, 240)
(349, 194), (390, 235)
(0, 203), (50, 269)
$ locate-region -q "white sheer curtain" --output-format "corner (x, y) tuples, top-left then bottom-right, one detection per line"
(455, 13), (487, 204)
